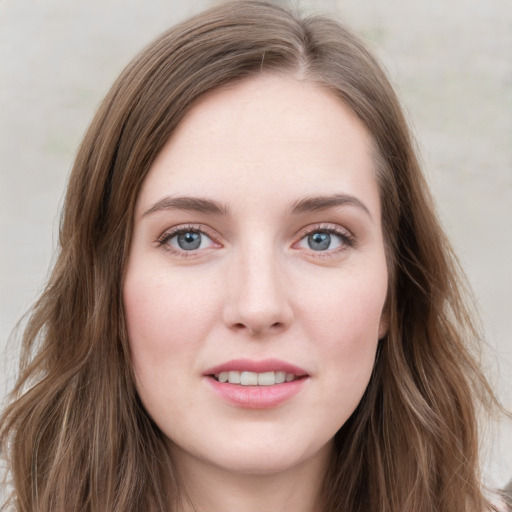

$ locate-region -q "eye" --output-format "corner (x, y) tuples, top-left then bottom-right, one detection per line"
(172, 231), (207, 250)
(158, 226), (218, 254)
(298, 231), (342, 251)
(295, 226), (354, 253)
(305, 232), (340, 251)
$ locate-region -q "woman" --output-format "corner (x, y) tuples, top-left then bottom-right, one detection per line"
(0, 1), (506, 511)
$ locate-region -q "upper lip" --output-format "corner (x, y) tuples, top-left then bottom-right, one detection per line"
(203, 358), (308, 376)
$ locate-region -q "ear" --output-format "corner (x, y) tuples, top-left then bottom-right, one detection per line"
(378, 311), (389, 340)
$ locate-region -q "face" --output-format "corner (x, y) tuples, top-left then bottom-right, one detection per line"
(123, 75), (388, 477)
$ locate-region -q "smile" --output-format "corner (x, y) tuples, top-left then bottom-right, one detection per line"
(204, 359), (309, 408)
(213, 370), (300, 386)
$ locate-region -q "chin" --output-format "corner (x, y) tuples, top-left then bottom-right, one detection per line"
(170, 433), (333, 477)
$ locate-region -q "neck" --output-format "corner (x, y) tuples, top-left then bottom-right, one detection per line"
(170, 443), (331, 512)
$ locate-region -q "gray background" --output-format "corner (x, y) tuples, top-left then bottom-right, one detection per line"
(1, 0), (510, 487)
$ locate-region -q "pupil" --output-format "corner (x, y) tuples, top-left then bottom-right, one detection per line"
(308, 232), (331, 251)
(177, 232), (201, 250)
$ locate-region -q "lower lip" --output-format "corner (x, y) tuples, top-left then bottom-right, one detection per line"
(206, 377), (308, 409)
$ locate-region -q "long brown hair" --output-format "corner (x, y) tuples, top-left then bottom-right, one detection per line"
(1, 1), (504, 510)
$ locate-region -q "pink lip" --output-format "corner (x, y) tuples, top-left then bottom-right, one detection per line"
(203, 358), (308, 376)
(203, 359), (309, 409)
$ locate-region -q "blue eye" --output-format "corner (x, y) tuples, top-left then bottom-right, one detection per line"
(296, 227), (351, 252)
(162, 229), (215, 252)
(307, 232), (333, 251)
(175, 231), (202, 250)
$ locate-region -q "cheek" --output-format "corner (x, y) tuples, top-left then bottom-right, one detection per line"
(301, 265), (386, 344)
(122, 265), (218, 378)
(296, 264), (386, 405)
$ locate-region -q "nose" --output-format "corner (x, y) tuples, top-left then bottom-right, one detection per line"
(222, 247), (293, 337)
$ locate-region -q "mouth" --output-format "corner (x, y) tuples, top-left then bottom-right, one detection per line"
(204, 359), (309, 408)
(211, 370), (303, 386)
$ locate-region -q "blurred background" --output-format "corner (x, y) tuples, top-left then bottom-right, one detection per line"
(1, 0), (510, 488)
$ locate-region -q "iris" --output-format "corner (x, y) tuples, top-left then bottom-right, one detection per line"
(177, 231), (202, 250)
(308, 232), (331, 251)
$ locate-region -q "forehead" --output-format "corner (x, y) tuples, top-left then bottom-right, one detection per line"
(137, 74), (380, 218)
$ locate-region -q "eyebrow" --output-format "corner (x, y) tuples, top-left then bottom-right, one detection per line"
(143, 193), (372, 220)
(143, 196), (230, 217)
(290, 193), (372, 220)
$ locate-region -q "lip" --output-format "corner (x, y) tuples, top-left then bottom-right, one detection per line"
(203, 358), (308, 376)
(203, 359), (309, 409)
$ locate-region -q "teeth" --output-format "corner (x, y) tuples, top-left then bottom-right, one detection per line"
(240, 371), (258, 385)
(214, 371), (298, 386)
(228, 371), (241, 384)
(257, 371), (275, 385)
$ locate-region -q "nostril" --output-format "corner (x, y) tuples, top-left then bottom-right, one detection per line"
(230, 320), (285, 336)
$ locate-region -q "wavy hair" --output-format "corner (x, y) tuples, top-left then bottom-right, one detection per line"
(1, 1), (503, 510)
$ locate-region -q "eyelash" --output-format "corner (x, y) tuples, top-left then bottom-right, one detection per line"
(156, 224), (219, 257)
(295, 224), (356, 256)
(156, 223), (356, 258)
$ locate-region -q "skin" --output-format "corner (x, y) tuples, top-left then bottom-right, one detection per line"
(123, 74), (388, 512)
